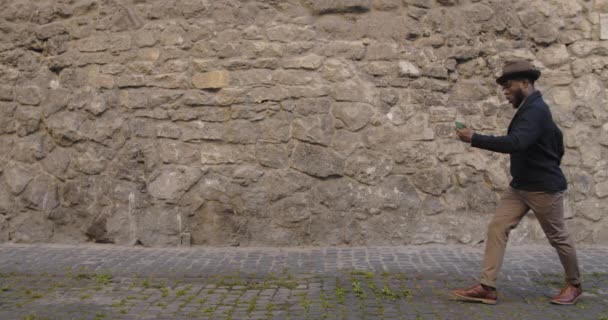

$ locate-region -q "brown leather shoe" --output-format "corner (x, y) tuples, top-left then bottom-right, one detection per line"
(451, 284), (498, 305)
(550, 284), (582, 305)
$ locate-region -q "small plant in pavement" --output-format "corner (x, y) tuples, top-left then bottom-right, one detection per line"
(352, 281), (366, 298)
(335, 286), (345, 304)
(247, 296), (258, 315)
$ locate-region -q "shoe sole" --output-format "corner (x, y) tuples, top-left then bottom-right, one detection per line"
(550, 294), (581, 305)
(451, 291), (497, 305)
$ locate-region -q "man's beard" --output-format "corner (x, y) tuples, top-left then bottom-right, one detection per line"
(512, 89), (525, 108)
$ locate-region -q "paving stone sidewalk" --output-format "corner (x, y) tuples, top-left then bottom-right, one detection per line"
(0, 244), (607, 320)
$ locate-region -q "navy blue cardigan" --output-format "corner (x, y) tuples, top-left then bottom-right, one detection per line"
(471, 91), (567, 192)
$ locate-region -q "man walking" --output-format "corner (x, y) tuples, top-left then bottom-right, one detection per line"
(452, 60), (582, 305)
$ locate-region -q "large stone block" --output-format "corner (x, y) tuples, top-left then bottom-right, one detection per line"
(320, 59), (356, 82)
(116, 75), (146, 88)
(136, 205), (183, 247)
(98, 204), (137, 245)
(422, 66), (448, 79)
(41, 148), (70, 181)
(550, 0), (582, 17)
(596, 180), (608, 198)
(321, 41), (366, 60)
(223, 120), (260, 144)
(373, 0), (402, 10)
(465, 182), (499, 213)
(120, 89), (183, 109)
(189, 200), (242, 245)
(332, 79), (377, 104)
(200, 144), (255, 165)
(412, 167), (451, 196)
(576, 199), (603, 222)
(463, 3), (494, 22)
(530, 22), (558, 44)
(292, 115), (334, 146)
(151, 74), (189, 89)
(108, 34), (132, 52)
(76, 35), (110, 52)
(601, 124), (608, 147)
(231, 69), (273, 86)
(9, 133), (54, 165)
(256, 143), (289, 169)
(9, 210), (54, 243)
(537, 44), (570, 67)
(540, 68), (573, 86)
(148, 167), (202, 202)
(0, 86), (13, 101)
(70, 146), (111, 176)
(0, 214), (8, 242)
(372, 175), (422, 213)
(403, 0), (433, 9)
(169, 107), (230, 122)
(569, 41), (608, 58)
(366, 42), (399, 60)
(392, 141), (438, 173)
(14, 106), (41, 136)
(283, 54), (324, 70)
(285, 84), (332, 99)
(270, 193), (311, 228)
(450, 81), (491, 101)
(281, 98), (330, 116)
(46, 111), (87, 146)
(290, 142), (345, 178)
(398, 113), (436, 141)
(157, 140), (200, 165)
(344, 148), (393, 185)
(596, 0), (608, 12)
(309, 178), (365, 213)
(311, 0), (371, 14)
(136, 48), (161, 62)
(15, 86), (41, 106)
(134, 29), (157, 47)
(192, 71), (230, 89)
(258, 112), (292, 143)
(571, 74), (605, 104)
(398, 61), (421, 77)
(421, 196), (446, 216)
(249, 86), (291, 103)
(155, 123), (182, 140)
(332, 102), (374, 132)
(271, 70), (313, 86)
(21, 174), (59, 211)
(429, 107), (456, 122)
(364, 61), (396, 76)
(35, 22), (68, 40)
(3, 163), (36, 195)
(266, 25), (316, 42)
(0, 181), (15, 215)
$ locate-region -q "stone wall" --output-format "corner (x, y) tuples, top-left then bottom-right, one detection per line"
(0, 0), (606, 247)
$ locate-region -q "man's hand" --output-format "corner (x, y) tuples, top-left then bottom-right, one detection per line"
(456, 127), (474, 143)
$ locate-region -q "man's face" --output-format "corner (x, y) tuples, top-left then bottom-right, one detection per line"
(502, 79), (526, 108)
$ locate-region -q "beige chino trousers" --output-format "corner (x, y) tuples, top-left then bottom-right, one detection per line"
(480, 187), (581, 288)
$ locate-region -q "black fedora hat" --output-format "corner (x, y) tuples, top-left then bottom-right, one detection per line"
(496, 60), (541, 85)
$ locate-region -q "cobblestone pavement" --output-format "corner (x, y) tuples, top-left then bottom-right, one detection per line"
(0, 244), (607, 320)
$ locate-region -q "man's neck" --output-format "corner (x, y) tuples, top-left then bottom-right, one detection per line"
(518, 89), (537, 109)
(523, 88), (537, 99)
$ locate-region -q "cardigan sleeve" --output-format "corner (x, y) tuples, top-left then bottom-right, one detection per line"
(471, 106), (547, 154)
